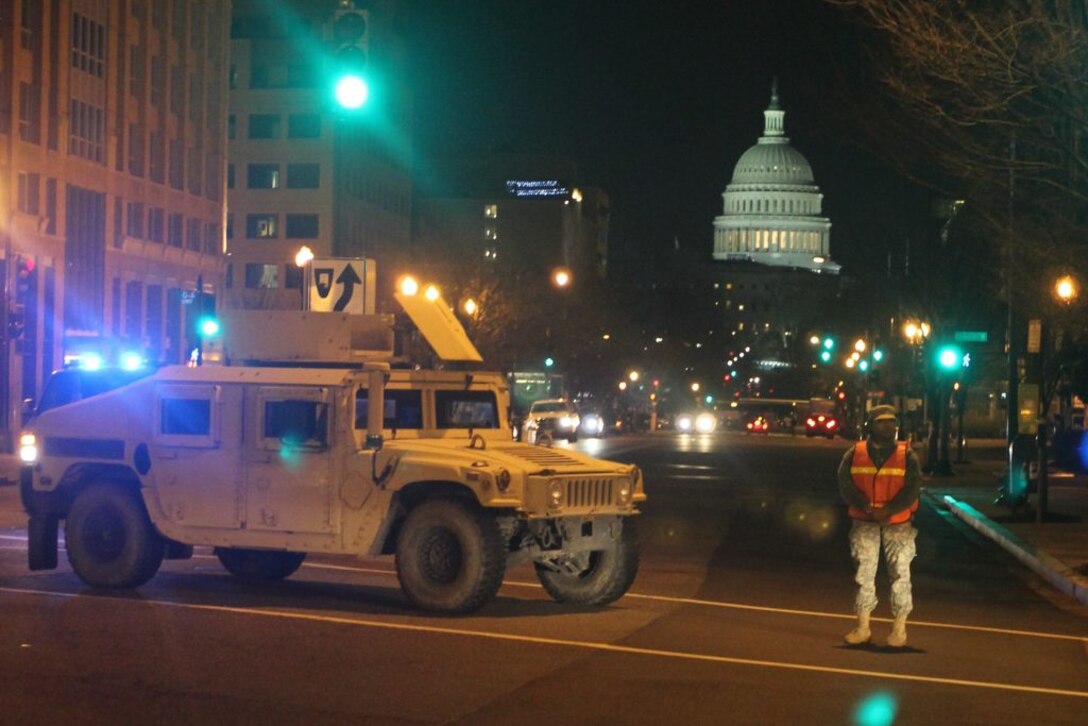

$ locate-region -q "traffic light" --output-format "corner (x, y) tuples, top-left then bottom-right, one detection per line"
(822, 337), (835, 351)
(819, 350), (832, 363)
(9, 256), (34, 341)
(936, 344), (964, 371)
(198, 316), (221, 338)
(330, 5), (370, 110)
(544, 356), (554, 368)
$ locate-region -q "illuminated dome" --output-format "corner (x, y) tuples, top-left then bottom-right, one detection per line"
(713, 81), (837, 274)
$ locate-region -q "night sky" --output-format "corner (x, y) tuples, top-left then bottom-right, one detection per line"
(403, 0), (933, 276)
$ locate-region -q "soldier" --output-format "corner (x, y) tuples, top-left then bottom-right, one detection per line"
(837, 405), (922, 647)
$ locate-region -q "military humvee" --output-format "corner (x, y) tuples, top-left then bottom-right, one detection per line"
(19, 292), (645, 613)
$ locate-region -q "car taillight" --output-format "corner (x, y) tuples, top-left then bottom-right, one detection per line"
(827, 420), (837, 429)
(806, 418), (816, 427)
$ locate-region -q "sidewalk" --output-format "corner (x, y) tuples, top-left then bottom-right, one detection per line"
(920, 438), (1088, 607)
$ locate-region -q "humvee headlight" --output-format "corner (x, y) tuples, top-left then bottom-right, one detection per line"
(617, 478), (632, 504)
(496, 468), (511, 493)
(19, 433), (38, 464)
(547, 479), (563, 509)
(559, 415), (574, 429)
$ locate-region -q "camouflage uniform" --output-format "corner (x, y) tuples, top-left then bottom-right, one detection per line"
(848, 520), (917, 616)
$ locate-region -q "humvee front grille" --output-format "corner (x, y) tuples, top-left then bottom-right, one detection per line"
(564, 477), (614, 508)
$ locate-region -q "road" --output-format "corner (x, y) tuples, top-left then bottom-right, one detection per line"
(1, 433), (1085, 724)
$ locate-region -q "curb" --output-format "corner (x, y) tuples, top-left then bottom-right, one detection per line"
(925, 489), (1088, 607)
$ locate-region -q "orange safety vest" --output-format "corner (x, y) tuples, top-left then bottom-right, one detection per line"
(849, 442), (917, 524)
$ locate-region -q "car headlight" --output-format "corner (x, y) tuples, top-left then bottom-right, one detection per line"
(617, 477), (632, 504)
(547, 479), (563, 509)
(496, 468), (511, 493)
(559, 415), (573, 429)
(677, 415), (694, 432)
(695, 413), (717, 433)
(19, 432), (38, 464)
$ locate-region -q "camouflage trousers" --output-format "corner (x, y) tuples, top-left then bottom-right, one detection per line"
(849, 520), (917, 617)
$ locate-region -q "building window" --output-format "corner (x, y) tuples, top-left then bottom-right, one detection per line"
(18, 82), (41, 143)
(484, 204), (498, 219)
(45, 179), (57, 233)
(149, 131), (165, 183)
(288, 114), (321, 138)
(247, 163), (280, 189)
(148, 207), (165, 243)
(169, 138), (184, 189)
(129, 46), (145, 98)
(187, 147), (203, 196)
(228, 114), (236, 139)
(286, 214), (319, 239)
(286, 163), (319, 189)
(150, 56), (164, 107)
(248, 114), (280, 139)
(126, 201), (145, 238)
(125, 281), (143, 337)
(71, 13), (106, 78)
(227, 164), (235, 189)
(128, 123), (145, 176)
(246, 214), (278, 238)
(68, 100), (105, 163)
(245, 263), (279, 288)
(187, 218), (201, 251)
(168, 213), (183, 247)
(17, 173), (40, 214)
(204, 223), (219, 255)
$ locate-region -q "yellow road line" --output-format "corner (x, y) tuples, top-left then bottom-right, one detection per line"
(0, 585), (1085, 700)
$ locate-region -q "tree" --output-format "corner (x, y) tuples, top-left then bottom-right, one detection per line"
(829, 0), (1088, 318)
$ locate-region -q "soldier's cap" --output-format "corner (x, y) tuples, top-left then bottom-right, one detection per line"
(869, 405), (898, 422)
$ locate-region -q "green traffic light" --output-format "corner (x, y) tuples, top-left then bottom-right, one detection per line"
(335, 75), (369, 109)
(820, 350), (832, 363)
(199, 317), (220, 337)
(859, 360), (870, 372)
(544, 357), (554, 368)
(823, 337), (835, 350)
(937, 345), (962, 370)
(873, 349), (884, 362)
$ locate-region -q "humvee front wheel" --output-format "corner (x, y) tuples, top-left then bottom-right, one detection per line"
(534, 519), (639, 607)
(66, 484), (165, 589)
(215, 548), (306, 582)
(395, 498), (506, 613)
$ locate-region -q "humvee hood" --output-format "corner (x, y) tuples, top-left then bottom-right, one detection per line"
(382, 439), (629, 475)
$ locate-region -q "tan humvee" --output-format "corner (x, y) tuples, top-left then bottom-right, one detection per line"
(19, 297), (645, 613)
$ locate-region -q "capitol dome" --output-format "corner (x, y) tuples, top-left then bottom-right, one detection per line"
(712, 82), (837, 274)
(731, 143), (814, 185)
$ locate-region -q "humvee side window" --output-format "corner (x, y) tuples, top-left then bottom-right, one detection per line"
(264, 400), (329, 449)
(161, 398), (212, 436)
(435, 390), (498, 429)
(153, 384), (220, 448)
(355, 389), (423, 429)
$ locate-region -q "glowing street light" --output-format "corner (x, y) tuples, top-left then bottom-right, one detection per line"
(1054, 274), (1079, 305)
(294, 245), (314, 268)
(551, 267), (572, 288)
(628, 370), (640, 382)
(461, 297), (479, 317)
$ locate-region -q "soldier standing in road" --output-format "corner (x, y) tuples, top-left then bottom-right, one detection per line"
(837, 405), (923, 648)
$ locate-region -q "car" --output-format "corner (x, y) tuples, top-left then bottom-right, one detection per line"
(746, 415), (770, 434)
(675, 411), (717, 434)
(522, 399), (581, 442)
(578, 411), (606, 438)
(806, 413), (839, 438)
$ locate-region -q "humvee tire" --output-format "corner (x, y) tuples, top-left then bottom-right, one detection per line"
(215, 548), (306, 582)
(66, 484), (165, 589)
(534, 519), (639, 606)
(395, 498), (506, 613)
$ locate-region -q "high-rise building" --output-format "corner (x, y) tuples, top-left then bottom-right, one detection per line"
(0, 0), (230, 448)
(225, 0), (412, 312)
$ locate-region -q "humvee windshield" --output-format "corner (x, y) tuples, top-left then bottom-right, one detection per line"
(435, 390), (498, 428)
(34, 367), (153, 418)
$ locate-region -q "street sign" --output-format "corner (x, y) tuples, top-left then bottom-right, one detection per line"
(953, 330), (988, 343)
(309, 258), (374, 314)
(1027, 319), (1042, 354)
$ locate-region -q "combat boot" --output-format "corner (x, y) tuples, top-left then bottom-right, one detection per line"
(886, 615), (908, 648)
(843, 613), (871, 645)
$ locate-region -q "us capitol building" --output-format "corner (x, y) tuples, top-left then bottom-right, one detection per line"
(713, 83), (839, 275)
(709, 83), (843, 372)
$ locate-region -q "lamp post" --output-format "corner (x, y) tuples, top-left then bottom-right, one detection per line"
(902, 320), (930, 442)
(294, 245), (314, 310)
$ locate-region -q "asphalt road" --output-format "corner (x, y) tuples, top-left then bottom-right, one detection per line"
(1, 433), (1085, 724)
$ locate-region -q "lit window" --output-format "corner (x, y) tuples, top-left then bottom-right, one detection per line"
(484, 204), (498, 218)
(246, 213), (278, 238)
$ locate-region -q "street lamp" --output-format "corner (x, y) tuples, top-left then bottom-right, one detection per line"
(551, 267), (572, 289)
(628, 370), (640, 383)
(294, 245), (314, 309)
(1054, 274), (1078, 305)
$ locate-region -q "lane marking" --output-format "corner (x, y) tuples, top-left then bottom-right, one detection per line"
(0, 585), (1084, 699)
(5, 548), (1084, 644)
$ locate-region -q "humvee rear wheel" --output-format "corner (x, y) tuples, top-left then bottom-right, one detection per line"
(66, 484), (165, 589)
(395, 498), (506, 613)
(534, 519), (639, 607)
(215, 548), (306, 581)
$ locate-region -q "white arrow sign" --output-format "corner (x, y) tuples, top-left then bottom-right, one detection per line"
(309, 259), (367, 314)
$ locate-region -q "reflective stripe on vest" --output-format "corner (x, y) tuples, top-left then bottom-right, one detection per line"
(849, 442), (916, 524)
